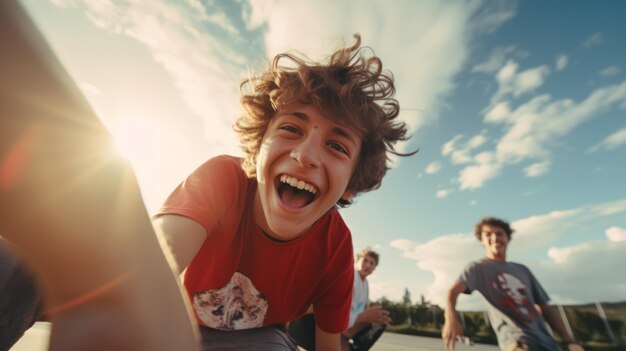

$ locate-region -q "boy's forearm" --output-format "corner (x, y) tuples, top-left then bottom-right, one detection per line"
(343, 320), (367, 339)
(442, 281), (467, 350)
(541, 305), (576, 342)
(49, 255), (200, 351)
(315, 328), (341, 351)
(445, 282), (464, 319)
(0, 1), (200, 347)
(153, 215), (207, 274)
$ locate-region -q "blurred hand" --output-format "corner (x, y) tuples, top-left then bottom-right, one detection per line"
(567, 343), (584, 351)
(360, 305), (391, 325)
(441, 315), (464, 351)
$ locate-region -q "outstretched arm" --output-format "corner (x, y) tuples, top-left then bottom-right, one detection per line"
(442, 281), (468, 351)
(0, 1), (199, 350)
(538, 304), (585, 351)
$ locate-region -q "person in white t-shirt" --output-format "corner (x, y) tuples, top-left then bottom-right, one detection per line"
(287, 247), (391, 351)
(342, 247), (391, 351)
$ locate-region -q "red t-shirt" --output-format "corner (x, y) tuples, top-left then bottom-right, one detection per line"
(157, 155), (354, 333)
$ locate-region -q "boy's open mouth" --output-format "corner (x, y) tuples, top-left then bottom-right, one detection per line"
(276, 174), (318, 208)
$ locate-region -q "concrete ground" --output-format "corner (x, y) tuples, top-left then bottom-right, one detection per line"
(370, 332), (498, 351)
(11, 322), (500, 351)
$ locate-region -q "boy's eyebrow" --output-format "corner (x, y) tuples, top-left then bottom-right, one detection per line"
(290, 111), (359, 147)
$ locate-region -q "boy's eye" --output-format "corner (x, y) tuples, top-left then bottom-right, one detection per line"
(279, 124), (302, 135)
(328, 141), (349, 155)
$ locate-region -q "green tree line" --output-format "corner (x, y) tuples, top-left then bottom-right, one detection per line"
(372, 289), (625, 351)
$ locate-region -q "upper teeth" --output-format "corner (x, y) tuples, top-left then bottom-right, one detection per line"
(280, 175), (317, 194)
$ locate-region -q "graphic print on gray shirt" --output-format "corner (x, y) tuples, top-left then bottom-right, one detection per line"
(459, 259), (559, 351)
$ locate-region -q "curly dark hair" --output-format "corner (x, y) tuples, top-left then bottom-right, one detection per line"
(234, 34), (415, 207)
(474, 217), (515, 240)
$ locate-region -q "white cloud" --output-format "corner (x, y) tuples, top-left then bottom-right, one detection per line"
(511, 199), (626, 254)
(547, 243), (590, 264)
(555, 54), (568, 71)
(246, 0), (276, 29)
(538, 239), (626, 304)
(443, 135), (474, 164)
(485, 101), (513, 123)
(583, 32), (603, 48)
(458, 161), (501, 190)
(468, 134), (487, 148)
(509, 209), (583, 254)
(499, 80), (626, 160)
(455, 79), (626, 190)
(458, 151), (500, 190)
(425, 161), (442, 174)
(593, 198), (626, 216)
(606, 226), (626, 242)
(249, 0), (516, 151)
(474, 151), (494, 164)
(436, 189), (452, 199)
(472, 45), (518, 73)
(368, 279), (407, 302)
(450, 150), (473, 165)
(468, 0), (517, 34)
(494, 60), (550, 101)
(391, 234), (484, 307)
(52, 0), (251, 158)
(587, 127), (626, 153)
(524, 161), (550, 177)
(442, 135), (463, 156)
(390, 239), (414, 252)
(449, 150), (472, 165)
(599, 66), (621, 77)
(442, 133), (490, 169)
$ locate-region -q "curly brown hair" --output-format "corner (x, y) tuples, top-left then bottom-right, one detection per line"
(234, 34), (415, 206)
(356, 246), (379, 266)
(474, 217), (514, 240)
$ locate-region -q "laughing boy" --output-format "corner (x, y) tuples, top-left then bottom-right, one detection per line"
(152, 34), (414, 351)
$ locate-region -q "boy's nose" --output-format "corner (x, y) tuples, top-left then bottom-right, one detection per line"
(290, 148), (320, 168)
(290, 138), (321, 168)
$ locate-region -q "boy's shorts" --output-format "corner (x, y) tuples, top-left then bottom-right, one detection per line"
(200, 324), (299, 351)
(287, 313), (316, 350)
(0, 239), (44, 350)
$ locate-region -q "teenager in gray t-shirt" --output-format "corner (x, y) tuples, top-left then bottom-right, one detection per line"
(460, 258), (557, 350)
(441, 217), (584, 351)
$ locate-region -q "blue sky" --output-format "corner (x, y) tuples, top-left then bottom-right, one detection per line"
(22, 0), (626, 310)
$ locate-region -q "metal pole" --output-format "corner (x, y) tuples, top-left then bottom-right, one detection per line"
(556, 305), (575, 341)
(406, 305), (412, 325)
(596, 302), (616, 344)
